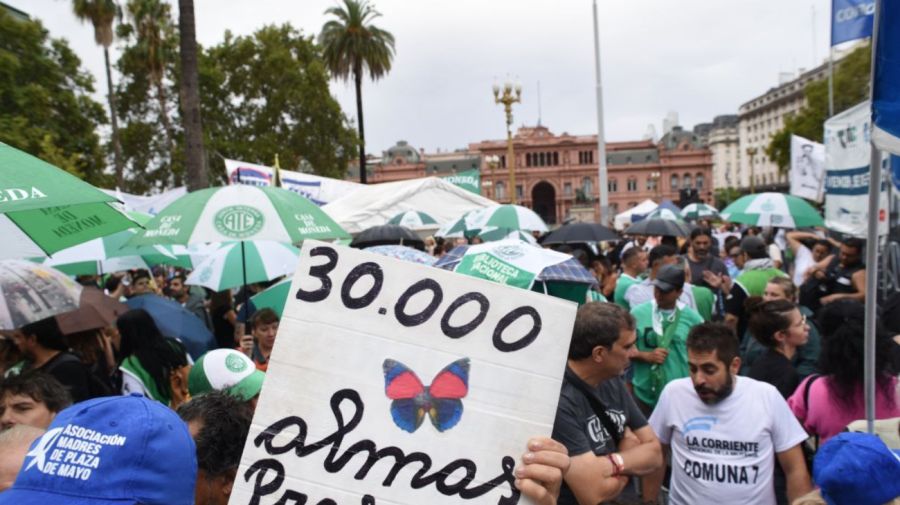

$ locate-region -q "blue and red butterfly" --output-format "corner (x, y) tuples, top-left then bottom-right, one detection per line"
(382, 358), (470, 433)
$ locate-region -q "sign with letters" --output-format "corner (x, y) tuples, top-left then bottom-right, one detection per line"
(230, 241), (576, 505)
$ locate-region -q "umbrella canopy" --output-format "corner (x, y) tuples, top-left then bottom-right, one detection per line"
(434, 240), (596, 289)
(186, 241), (300, 291)
(468, 204), (549, 234)
(56, 287), (129, 335)
(350, 225), (425, 250)
(0, 260), (82, 329)
(127, 185), (350, 246)
(364, 245), (437, 265)
(541, 222), (619, 245)
(386, 210), (439, 230)
(720, 192), (824, 228)
(435, 209), (485, 238)
(476, 227), (538, 244)
(681, 203), (720, 221)
(249, 278), (291, 319)
(625, 208), (693, 237)
(125, 294), (215, 359)
(38, 229), (178, 276)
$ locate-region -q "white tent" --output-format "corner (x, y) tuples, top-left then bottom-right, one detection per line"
(613, 199), (658, 230)
(323, 177), (496, 234)
(101, 186), (187, 215)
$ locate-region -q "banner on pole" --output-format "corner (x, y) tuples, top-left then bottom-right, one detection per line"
(442, 169), (482, 195)
(790, 135), (826, 202)
(230, 241), (575, 505)
(824, 101), (889, 237)
(831, 0), (875, 46)
(871, 0), (900, 155)
(224, 159), (361, 206)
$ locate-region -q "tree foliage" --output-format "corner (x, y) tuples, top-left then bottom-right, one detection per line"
(200, 24), (358, 181)
(767, 44), (871, 172)
(0, 9), (108, 185)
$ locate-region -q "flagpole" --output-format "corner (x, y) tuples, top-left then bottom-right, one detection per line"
(592, 0), (609, 225)
(863, 0), (882, 435)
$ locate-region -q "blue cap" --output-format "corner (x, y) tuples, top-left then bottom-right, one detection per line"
(814, 432), (900, 505)
(0, 394), (197, 505)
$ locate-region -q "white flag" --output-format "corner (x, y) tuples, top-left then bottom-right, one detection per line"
(790, 135), (826, 202)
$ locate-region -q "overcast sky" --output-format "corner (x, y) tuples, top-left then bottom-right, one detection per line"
(13, 0), (833, 155)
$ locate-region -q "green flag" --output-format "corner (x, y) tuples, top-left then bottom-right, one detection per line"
(442, 169), (481, 194)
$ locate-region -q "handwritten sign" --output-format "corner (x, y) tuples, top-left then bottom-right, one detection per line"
(230, 240), (576, 505)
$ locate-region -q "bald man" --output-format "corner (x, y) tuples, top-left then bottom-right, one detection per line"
(0, 424), (44, 491)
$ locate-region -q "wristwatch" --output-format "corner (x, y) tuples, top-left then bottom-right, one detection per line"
(607, 452), (625, 476)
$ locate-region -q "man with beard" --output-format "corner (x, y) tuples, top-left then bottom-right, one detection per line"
(646, 323), (811, 505)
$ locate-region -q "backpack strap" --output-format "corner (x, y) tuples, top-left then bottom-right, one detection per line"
(565, 373), (623, 446)
(803, 374), (822, 447)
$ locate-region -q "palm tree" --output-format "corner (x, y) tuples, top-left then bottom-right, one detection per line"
(319, 0), (395, 184)
(125, 0), (177, 168)
(72, 0), (124, 187)
(177, 0), (207, 191)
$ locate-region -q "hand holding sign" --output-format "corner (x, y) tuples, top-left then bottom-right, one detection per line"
(230, 241), (575, 505)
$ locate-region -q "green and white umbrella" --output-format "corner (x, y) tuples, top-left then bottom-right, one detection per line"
(186, 241), (300, 292)
(249, 278), (291, 318)
(386, 210), (439, 230)
(720, 193), (824, 228)
(435, 209), (486, 238)
(476, 227), (538, 244)
(0, 143), (138, 258)
(38, 229), (178, 276)
(469, 204), (548, 234)
(128, 185), (349, 246)
(680, 203), (720, 221)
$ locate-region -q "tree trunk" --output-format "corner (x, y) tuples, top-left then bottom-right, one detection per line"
(354, 61), (367, 184)
(104, 47), (124, 188)
(178, 0), (207, 192)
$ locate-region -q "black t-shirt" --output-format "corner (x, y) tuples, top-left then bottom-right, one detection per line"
(211, 304), (236, 349)
(687, 255), (729, 290)
(747, 349), (799, 399)
(552, 367), (648, 505)
(34, 352), (93, 403)
(725, 282), (750, 337)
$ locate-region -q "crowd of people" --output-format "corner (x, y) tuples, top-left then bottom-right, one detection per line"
(0, 222), (897, 505)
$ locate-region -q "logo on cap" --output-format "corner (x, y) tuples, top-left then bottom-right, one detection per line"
(225, 352), (248, 373)
(214, 205), (264, 239)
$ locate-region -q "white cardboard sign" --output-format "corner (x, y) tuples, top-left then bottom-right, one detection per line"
(230, 241), (576, 505)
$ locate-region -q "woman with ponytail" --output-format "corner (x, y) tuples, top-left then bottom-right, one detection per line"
(746, 298), (810, 398)
(787, 300), (900, 444)
(116, 309), (191, 408)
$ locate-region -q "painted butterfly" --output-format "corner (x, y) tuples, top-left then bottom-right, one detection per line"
(382, 358), (470, 433)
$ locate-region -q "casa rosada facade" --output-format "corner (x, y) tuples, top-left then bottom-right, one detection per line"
(365, 125), (713, 225)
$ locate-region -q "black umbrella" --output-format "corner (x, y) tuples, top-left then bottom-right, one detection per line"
(350, 225), (425, 250)
(624, 218), (694, 237)
(541, 222), (619, 245)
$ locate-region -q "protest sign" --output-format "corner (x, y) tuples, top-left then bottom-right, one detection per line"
(824, 101), (888, 238)
(790, 135), (825, 202)
(230, 241), (576, 505)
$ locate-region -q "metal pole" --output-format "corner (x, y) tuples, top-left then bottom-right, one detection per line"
(507, 109), (517, 205)
(863, 0), (882, 434)
(592, 0), (609, 224)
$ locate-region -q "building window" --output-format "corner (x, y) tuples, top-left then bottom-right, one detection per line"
(495, 182), (506, 200)
(608, 178), (617, 192)
(647, 177), (657, 191)
(627, 178), (637, 192)
(516, 185), (524, 199)
(526, 153), (532, 167)
(696, 174), (704, 190)
(564, 182), (572, 196)
(671, 174), (679, 190)
(582, 177), (593, 197)
(553, 152), (559, 165)
(539, 152), (546, 166)
(500, 155), (506, 168)
(683, 174), (692, 188)
(578, 150), (594, 165)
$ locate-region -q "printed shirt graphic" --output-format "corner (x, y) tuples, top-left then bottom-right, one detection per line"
(648, 377), (808, 505)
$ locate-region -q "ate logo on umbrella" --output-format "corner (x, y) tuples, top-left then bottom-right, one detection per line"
(493, 244), (526, 261)
(214, 205), (264, 239)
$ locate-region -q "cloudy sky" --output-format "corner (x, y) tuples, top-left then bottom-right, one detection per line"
(13, 0), (833, 154)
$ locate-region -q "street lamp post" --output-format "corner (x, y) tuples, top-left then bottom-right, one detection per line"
(746, 147), (757, 194)
(649, 171), (661, 200)
(493, 79), (522, 204)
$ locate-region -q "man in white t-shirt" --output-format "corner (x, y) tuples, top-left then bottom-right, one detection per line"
(647, 323), (812, 505)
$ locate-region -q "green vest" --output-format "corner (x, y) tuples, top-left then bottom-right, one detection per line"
(736, 268), (786, 296)
(630, 302), (704, 407)
(614, 274), (640, 309)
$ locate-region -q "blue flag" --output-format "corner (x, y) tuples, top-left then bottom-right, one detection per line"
(872, 0), (900, 155)
(832, 0), (875, 45)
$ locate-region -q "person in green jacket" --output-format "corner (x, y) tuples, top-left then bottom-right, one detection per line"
(614, 246), (648, 309)
(630, 264), (704, 412)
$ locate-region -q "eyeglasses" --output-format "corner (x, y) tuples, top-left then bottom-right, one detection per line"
(793, 314), (807, 328)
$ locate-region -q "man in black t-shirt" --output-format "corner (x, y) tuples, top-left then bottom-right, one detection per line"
(551, 303), (663, 505)
(7, 318), (92, 403)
